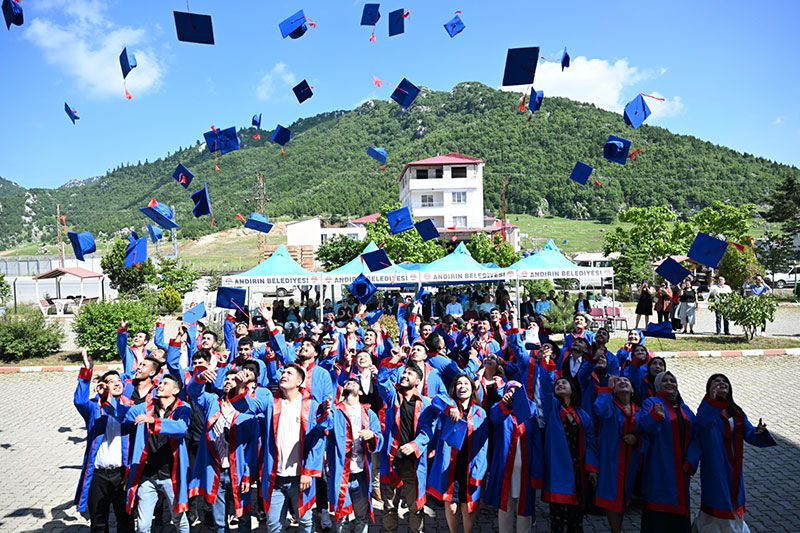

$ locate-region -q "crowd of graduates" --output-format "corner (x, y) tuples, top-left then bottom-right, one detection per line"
(73, 285), (777, 533)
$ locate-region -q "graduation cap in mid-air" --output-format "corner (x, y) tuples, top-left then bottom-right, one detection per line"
(569, 161), (595, 186)
(367, 146), (387, 167)
(183, 302), (207, 325)
(203, 126), (239, 170)
(119, 47), (137, 99)
(191, 182), (213, 224)
(603, 135), (632, 165)
(124, 235), (148, 268)
(364, 309), (384, 326)
(279, 9), (315, 39)
(443, 12), (465, 38)
(67, 232), (96, 262)
(173, 11), (214, 45)
(139, 199), (179, 230)
(529, 89), (544, 113)
(687, 232), (729, 269)
(251, 113), (262, 139)
(361, 3), (380, 41)
(216, 287), (247, 311)
(623, 94), (652, 130)
(293, 80), (313, 103)
(236, 212), (273, 234)
(502, 47), (540, 86)
(64, 102), (79, 124)
(349, 273), (377, 304)
(388, 8), (409, 37)
(147, 224), (163, 244)
(656, 257), (691, 286)
(271, 125), (291, 155)
(362, 248), (392, 272)
(386, 206), (414, 234)
(390, 78), (420, 109)
(3, 0), (23, 30)
(172, 163), (193, 189)
(414, 218), (439, 241)
(561, 47), (570, 71)
(645, 321), (677, 340)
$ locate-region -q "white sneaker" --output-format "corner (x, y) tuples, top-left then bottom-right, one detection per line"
(321, 509), (332, 530)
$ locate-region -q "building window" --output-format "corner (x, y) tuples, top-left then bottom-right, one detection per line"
(421, 194), (435, 207)
(452, 216), (468, 228)
(320, 234), (328, 244)
(452, 191), (467, 204)
(434, 168), (443, 179)
(416, 169), (428, 179)
(451, 166), (467, 178)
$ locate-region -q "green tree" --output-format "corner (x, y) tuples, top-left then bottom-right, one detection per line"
(0, 273), (10, 305)
(756, 232), (795, 278)
(158, 286), (182, 313)
(316, 234), (367, 270)
(0, 305), (63, 360)
(709, 293), (778, 340)
(146, 255), (200, 296)
(465, 232), (520, 268)
(689, 201), (755, 241)
(365, 203), (445, 264)
(543, 293), (573, 335)
(761, 173), (800, 238)
(717, 245), (762, 290)
(100, 238), (156, 295)
(72, 299), (158, 359)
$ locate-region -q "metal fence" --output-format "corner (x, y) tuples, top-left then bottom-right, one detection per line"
(0, 256), (104, 276)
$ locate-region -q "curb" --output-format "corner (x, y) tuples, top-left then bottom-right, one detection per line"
(0, 364), (123, 374)
(653, 348), (800, 358)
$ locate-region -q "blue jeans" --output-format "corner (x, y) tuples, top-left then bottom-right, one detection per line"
(136, 477), (189, 533)
(267, 475), (313, 533)
(715, 312), (730, 335)
(335, 471), (370, 533)
(212, 469), (251, 533)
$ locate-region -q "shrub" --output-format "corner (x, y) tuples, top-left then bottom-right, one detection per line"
(0, 273), (10, 305)
(158, 286), (182, 313)
(0, 305), (64, 361)
(543, 293), (574, 335)
(709, 293), (778, 340)
(522, 279), (555, 298)
(72, 299), (157, 360)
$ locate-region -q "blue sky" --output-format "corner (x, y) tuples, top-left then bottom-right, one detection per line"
(1, 0), (798, 189)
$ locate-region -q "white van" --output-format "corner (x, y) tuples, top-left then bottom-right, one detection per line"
(571, 252), (620, 289)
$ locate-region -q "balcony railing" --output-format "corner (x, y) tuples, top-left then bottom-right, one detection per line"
(412, 201), (444, 208)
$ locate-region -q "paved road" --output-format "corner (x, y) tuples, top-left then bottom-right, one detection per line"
(1, 356), (797, 532)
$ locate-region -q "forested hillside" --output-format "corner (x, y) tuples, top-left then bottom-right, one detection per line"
(0, 82), (796, 248)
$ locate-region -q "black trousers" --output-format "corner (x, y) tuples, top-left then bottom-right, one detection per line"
(87, 466), (134, 533)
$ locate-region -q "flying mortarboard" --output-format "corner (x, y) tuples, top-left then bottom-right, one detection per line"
(3, 0), (23, 30)
(511, 385), (533, 423)
(216, 287), (247, 311)
(364, 309), (384, 326)
(362, 248), (392, 272)
(183, 302), (207, 325)
(561, 47), (570, 71)
(64, 102), (79, 124)
(279, 9), (314, 39)
(67, 232), (96, 262)
(388, 8), (409, 37)
(361, 3), (380, 41)
(127, 231), (140, 243)
(502, 47), (540, 86)
(529, 89), (544, 113)
(173, 11), (214, 45)
(147, 224), (163, 244)
(119, 47), (137, 100)
(367, 146), (387, 166)
(271, 125), (291, 155)
(414, 218), (439, 241)
(203, 126), (240, 155)
(238, 212), (273, 234)
(390, 78), (420, 109)
(687, 232), (729, 269)
(139, 199), (179, 230)
(349, 273), (377, 305)
(623, 94), (651, 130)
(293, 80), (313, 103)
(172, 163), (194, 189)
(124, 236), (148, 268)
(603, 135), (632, 165)
(386, 206), (414, 234)
(416, 286), (431, 301)
(644, 321), (676, 340)
(191, 181), (213, 223)
(569, 161), (594, 186)
(444, 13), (465, 38)
(656, 257), (691, 286)
(252, 113), (262, 139)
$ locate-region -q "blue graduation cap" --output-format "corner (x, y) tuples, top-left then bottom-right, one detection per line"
(173, 11), (214, 45)
(511, 386), (533, 423)
(623, 94), (651, 130)
(386, 206), (414, 234)
(363, 248), (392, 272)
(364, 309), (384, 326)
(349, 273), (377, 305)
(561, 47), (570, 71)
(603, 135), (632, 165)
(656, 257), (691, 286)
(361, 4), (380, 25)
(183, 302), (207, 325)
(367, 146), (387, 166)
(147, 224), (163, 244)
(391, 78), (420, 109)
(271, 125), (291, 146)
(252, 113), (261, 129)
(444, 14), (465, 38)
(243, 213), (273, 234)
(529, 89), (544, 113)
(64, 102), (79, 124)
(140, 199), (179, 230)
(687, 232), (729, 269)
(124, 236), (148, 268)
(203, 126), (240, 155)
(502, 47), (540, 86)
(3, 0), (23, 30)
(414, 218), (439, 241)
(644, 321), (676, 340)
(442, 416), (468, 450)
(172, 163), (193, 189)
(127, 230), (140, 243)
(569, 161), (594, 186)
(216, 287), (247, 310)
(191, 181), (213, 219)
(388, 8), (407, 37)
(119, 48), (137, 79)
(279, 9), (309, 39)
(293, 80), (313, 103)
(67, 232), (96, 262)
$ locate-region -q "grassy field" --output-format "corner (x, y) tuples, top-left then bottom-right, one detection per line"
(606, 335), (800, 352)
(508, 214), (632, 255)
(177, 227), (287, 272)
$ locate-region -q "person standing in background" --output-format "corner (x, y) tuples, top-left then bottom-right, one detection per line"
(742, 275), (772, 336)
(708, 276), (732, 335)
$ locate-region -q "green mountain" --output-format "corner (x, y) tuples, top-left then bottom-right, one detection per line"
(1, 82), (797, 249)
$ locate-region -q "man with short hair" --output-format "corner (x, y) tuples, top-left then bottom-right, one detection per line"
(562, 313), (596, 353)
(743, 275), (772, 335)
(445, 295), (464, 319)
(535, 293), (551, 317)
(709, 276), (732, 335)
(478, 293), (495, 314)
(74, 350), (134, 533)
(117, 318), (165, 375)
(123, 356), (162, 404)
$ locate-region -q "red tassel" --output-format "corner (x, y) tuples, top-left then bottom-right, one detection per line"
(60, 215), (68, 235)
(236, 213), (246, 223)
(379, 241), (386, 248)
(593, 179), (602, 187)
(179, 174), (188, 184)
(629, 148), (642, 162)
(307, 18), (317, 28)
(731, 242), (745, 252)
(253, 133), (261, 140)
(380, 167), (386, 171)
(455, 10), (462, 14)
(640, 92), (666, 101)
(124, 81), (132, 100)
(518, 93), (527, 112)
(210, 216), (215, 227)
(210, 125), (218, 134)
(373, 76), (383, 87)
(148, 198), (157, 208)
(369, 32), (375, 42)
(403, 10), (410, 17)
(280, 147), (284, 156)
(527, 115), (532, 123)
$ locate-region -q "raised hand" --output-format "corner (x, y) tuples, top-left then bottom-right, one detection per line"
(358, 429), (375, 441)
(652, 403), (665, 419)
(259, 302), (273, 321)
(447, 406), (461, 423)
(756, 418), (767, 435)
(82, 349), (93, 369)
(622, 433), (638, 446)
(199, 368), (218, 384)
(120, 318), (127, 329)
(502, 390), (514, 405)
(134, 414), (156, 425)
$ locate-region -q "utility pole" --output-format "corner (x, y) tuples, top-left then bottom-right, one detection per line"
(56, 204), (65, 267)
(254, 173), (267, 258)
(501, 174), (510, 242)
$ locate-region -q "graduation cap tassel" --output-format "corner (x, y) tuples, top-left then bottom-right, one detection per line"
(124, 80), (132, 100)
(593, 179), (602, 187)
(518, 93), (527, 113)
(59, 215), (69, 237)
(373, 77), (408, 94)
(236, 213), (246, 223)
(369, 31), (375, 42)
(229, 299), (251, 320)
(629, 148), (642, 162)
(640, 93), (666, 102)
(280, 146), (284, 156)
(253, 133), (261, 140)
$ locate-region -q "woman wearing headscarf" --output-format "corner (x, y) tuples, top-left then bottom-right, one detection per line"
(624, 348), (664, 402)
(637, 371), (695, 533)
(685, 374), (777, 533)
(615, 329), (645, 369)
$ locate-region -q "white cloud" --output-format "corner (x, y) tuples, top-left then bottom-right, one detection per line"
(256, 62), (297, 100)
(24, 1), (164, 99)
(500, 56), (683, 120)
(773, 117), (784, 125)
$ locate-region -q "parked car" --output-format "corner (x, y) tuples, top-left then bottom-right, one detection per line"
(767, 265), (800, 289)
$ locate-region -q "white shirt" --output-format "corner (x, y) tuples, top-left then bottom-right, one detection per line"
(345, 403), (366, 474)
(358, 372), (373, 395)
(94, 414), (123, 469)
(569, 356), (583, 377)
(709, 284), (732, 299)
(276, 395), (303, 476)
(445, 302), (464, 317)
(211, 401), (236, 469)
(597, 295), (613, 305)
(479, 302), (495, 314)
(510, 439), (523, 499)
